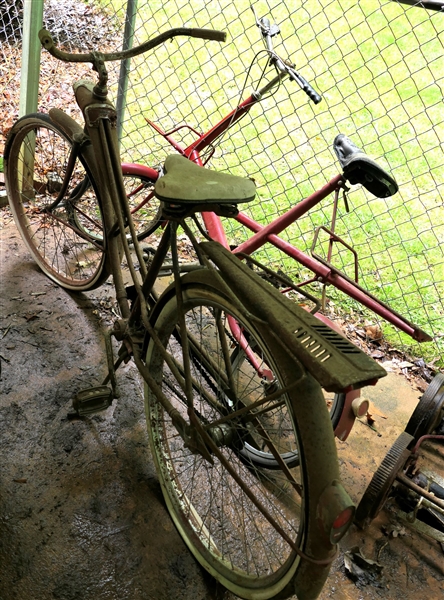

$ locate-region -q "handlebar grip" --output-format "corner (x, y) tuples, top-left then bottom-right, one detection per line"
(194, 29), (227, 42)
(39, 29), (56, 53)
(289, 70), (322, 105)
(305, 85), (322, 105)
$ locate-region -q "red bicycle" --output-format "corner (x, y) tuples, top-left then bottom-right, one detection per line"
(117, 9), (431, 439)
(7, 8), (431, 443)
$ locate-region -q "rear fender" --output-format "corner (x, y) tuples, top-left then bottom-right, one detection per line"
(310, 311), (362, 441)
(200, 241), (386, 394)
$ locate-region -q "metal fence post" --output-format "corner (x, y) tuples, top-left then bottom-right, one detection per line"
(116, 0), (138, 144)
(19, 0), (44, 118)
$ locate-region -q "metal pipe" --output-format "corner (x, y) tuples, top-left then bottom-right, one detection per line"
(116, 0), (138, 144)
(396, 472), (444, 511)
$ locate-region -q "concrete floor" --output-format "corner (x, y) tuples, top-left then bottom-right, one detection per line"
(1, 218), (443, 600)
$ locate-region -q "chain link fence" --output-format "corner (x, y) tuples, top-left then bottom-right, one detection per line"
(1, 0), (443, 367)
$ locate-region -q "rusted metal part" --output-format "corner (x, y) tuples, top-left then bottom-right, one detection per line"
(249, 418), (303, 495)
(396, 472), (444, 511)
(39, 27), (226, 66)
(354, 432), (414, 529)
(412, 434), (444, 455)
(85, 104), (118, 128)
(202, 383), (297, 430)
(197, 419), (338, 567)
(406, 373), (444, 439)
(104, 328), (120, 399)
(311, 225), (359, 284)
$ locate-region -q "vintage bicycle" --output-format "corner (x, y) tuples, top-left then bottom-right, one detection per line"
(3, 20), (389, 600)
(5, 9), (431, 447)
(103, 8), (434, 439)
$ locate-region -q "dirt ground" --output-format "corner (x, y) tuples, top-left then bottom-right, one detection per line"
(1, 211), (443, 600)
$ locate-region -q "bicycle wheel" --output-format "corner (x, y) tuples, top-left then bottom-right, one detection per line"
(121, 167), (161, 240)
(4, 113), (108, 291)
(70, 170), (160, 243)
(145, 279), (343, 599)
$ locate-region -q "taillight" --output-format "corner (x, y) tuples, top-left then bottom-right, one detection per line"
(317, 480), (355, 544)
(331, 506), (355, 543)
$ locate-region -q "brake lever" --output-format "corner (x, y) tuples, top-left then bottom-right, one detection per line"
(251, 6), (280, 38)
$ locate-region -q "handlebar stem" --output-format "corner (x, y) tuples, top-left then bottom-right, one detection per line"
(90, 52), (108, 98)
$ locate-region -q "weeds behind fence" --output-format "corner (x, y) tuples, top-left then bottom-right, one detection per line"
(1, 0), (443, 366)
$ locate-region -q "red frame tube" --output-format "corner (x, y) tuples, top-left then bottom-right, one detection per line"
(124, 86), (430, 343)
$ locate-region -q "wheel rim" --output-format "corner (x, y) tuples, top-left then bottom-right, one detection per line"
(146, 291), (306, 594)
(6, 120), (106, 289)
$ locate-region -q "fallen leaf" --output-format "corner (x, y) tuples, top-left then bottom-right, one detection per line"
(365, 325), (383, 341)
(344, 547), (384, 587)
(366, 413), (375, 426)
(398, 361), (414, 369)
(367, 401), (388, 419)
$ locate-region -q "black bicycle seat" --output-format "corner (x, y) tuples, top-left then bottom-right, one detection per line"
(333, 134), (398, 198)
(154, 154), (256, 205)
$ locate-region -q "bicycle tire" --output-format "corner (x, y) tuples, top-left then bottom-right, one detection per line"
(4, 113), (108, 291)
(70, 170), (160, 243)
(120, 166), (161, 240)
(144, 279), (341, 599)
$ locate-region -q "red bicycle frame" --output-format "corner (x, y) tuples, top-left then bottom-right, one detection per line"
(120, 79), (433, 441)
(122, 79), (430, 345)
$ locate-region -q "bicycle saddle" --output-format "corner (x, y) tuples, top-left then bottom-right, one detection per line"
(155, 154), (256, 204)
(334, 134), (398, 198)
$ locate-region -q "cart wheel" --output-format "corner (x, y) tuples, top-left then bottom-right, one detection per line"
(355, 431), (414, 529)
(405, 373), (444, 439)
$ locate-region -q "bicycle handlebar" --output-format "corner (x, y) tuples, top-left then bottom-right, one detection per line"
(251, 7), (322, 105)
(39, 27), (227, 64)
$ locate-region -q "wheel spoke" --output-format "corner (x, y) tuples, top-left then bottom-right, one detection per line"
(5, 115), (106, 290)
(145, 285), (309, 590)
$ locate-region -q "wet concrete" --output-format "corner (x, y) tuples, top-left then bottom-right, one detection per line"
(0, 221), (225, 600)
(1, 217), (443, 599)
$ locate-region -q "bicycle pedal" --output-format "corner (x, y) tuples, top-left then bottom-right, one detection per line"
(71, 386), (113, 417)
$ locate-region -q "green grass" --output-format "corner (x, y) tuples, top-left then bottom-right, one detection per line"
(0, 157), (3, 172)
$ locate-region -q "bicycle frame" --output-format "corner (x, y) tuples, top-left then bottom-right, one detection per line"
(5, 23), (403, 597)
(122, 78), (431, 345)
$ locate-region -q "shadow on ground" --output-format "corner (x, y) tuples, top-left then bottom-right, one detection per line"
(0, 222), (226, 600)
(1, 217), (443, 600)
